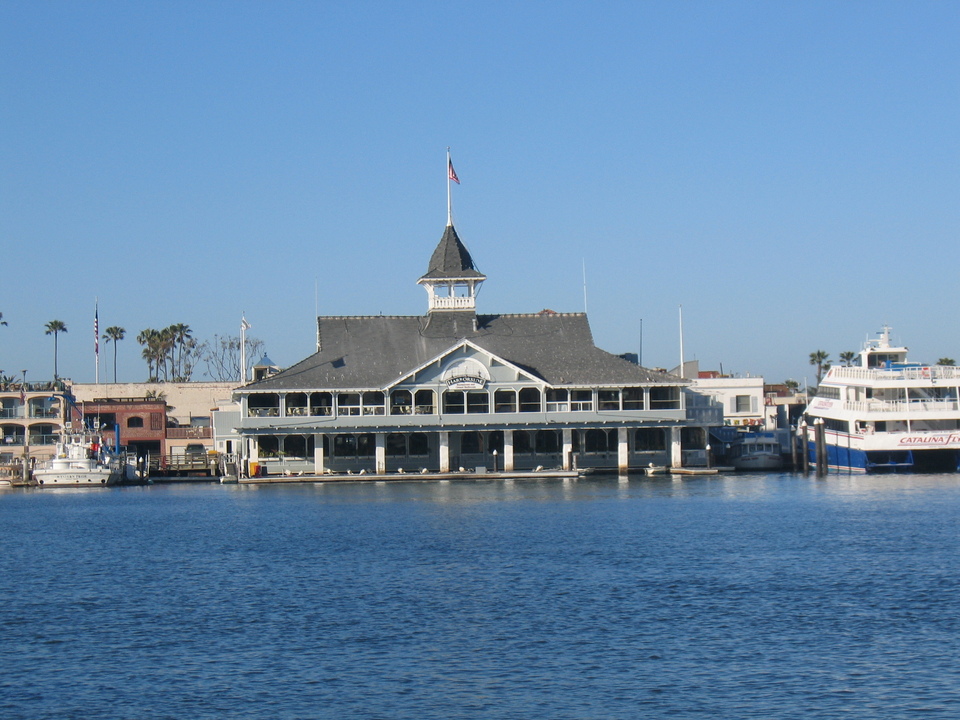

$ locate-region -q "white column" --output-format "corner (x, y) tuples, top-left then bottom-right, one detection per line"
(313, 434), (324, 475)
(562, 429), (573, 471)
(503, 429), (515, 472)
(618, 427), (629, 472)
(439, 431), (450, 473)
(670, 426), (683, 468)
(375, 433), (386, 475)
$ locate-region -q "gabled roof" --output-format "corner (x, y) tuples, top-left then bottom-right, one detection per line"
(418, 225), (485, 281)
(244, 311), (684, 391)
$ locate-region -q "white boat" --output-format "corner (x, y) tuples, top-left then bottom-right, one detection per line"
(729, 433), (783, 471)
(33, 427), (132, 487)
(802, 326), (960, 474)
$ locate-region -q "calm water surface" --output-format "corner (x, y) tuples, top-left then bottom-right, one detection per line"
(2, 473), (960, 719)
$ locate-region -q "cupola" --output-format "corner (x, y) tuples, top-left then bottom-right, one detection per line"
(417, 223), (486, 313)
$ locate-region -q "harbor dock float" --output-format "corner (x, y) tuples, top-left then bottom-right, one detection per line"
(238, 469), (583, 484)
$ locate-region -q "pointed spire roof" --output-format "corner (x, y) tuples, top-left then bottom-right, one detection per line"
(419, 224), (486, 281)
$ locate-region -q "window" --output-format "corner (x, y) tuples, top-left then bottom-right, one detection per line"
(734, 395), (752, 413)
(519, 388), (541, 413)
(535, 430), (560, 453)
(546, 389), (568, 412)
(409, 433), (430, 456)
(126, 416), (144, 428)
(514, 430), (532, 454)
(585, 429), (613, 453)
(386, 434), (407, 456)
(285, 393), (308, 416)
(598, 390), (620, 411)
(390, 390), (412, 415)
(495, 389), (517, 413)
(356, 434), (375, 457)
(337, 393), (361, 416)
(623, 387), (644, 410)
(442, 390), (465, 414)
(362, 392), (385, 415)
(460, 432), (482, 454)
(571, 390), (593, 411)
(151, 413), (163, 431)
(333, 435), (357, 457)
(466, 391), (489, 414)
(635, 428), (665, 450)
(310, 392), (333, 416)
(415, 390), (435, 415)
(650, 386), (680, 409)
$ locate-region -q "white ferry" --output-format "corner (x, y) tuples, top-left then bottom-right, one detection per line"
(802, 327), (960, 473)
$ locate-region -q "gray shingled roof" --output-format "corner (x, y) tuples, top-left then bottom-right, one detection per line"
(246, 311), (684, 391)
(419, 225), (485, 280)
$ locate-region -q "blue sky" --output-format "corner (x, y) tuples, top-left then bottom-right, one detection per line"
(2, 1), (959, 387)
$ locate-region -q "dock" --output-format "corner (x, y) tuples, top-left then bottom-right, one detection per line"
(237, 469), (583, 485)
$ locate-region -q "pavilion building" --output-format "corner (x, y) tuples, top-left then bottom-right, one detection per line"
(233, 221), (703, 475)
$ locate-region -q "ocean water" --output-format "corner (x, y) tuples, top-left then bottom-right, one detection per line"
(2, 473), (960, 719)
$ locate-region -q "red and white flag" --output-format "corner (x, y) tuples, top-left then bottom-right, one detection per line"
(448, 159), (460, 184)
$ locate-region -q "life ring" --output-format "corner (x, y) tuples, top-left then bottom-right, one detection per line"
(921, 367), (930, 379)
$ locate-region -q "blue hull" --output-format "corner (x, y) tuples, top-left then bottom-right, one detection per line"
(805, 442), (960, 474)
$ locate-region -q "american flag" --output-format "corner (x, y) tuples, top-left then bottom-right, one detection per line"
(448, 159), (460, 184)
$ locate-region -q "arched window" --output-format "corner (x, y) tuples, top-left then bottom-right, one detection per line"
(519, 387), (541, 413)
(126, 416), (144, 428)
(415, 390), (435, 415)
(495, 389), (517, 413)
(390, 390), (413, 415)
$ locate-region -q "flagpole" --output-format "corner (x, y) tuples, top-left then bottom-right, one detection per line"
(240, 314), (247, 384)
(94, 298), (100, 384)
(446, 147), (452, 226)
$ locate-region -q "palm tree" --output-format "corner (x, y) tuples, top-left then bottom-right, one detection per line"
(938, 358), (956, 366)
(809, 350), (831, 385)
(137, 328), (160, 381)
(168, 323), (193, 380)
(102, 326), (126, 382)
(45, 320), (68, 379)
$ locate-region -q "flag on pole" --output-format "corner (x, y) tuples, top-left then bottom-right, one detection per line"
(94, 304), (99, 357)
(241, 316), (251, 331)
(448, 158), (460, 184)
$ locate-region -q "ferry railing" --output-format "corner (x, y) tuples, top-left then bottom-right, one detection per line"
(830, 366), (960, 382)
(843, 399), (960, 414)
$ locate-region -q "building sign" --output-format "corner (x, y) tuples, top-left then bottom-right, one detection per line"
(441, 358), (490, 390)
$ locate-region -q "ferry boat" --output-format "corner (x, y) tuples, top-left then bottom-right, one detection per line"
(33, 426), (135, 487)
(802, 326), (960, 473)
